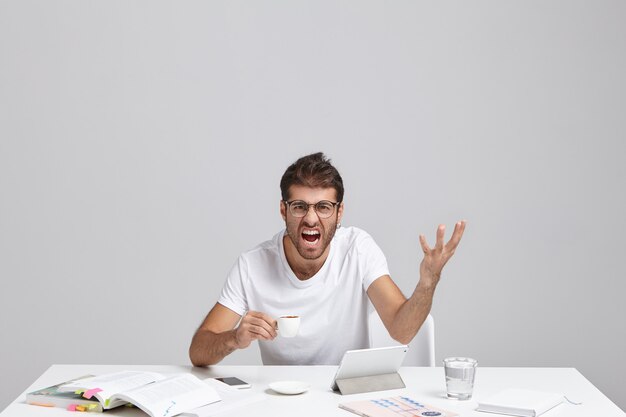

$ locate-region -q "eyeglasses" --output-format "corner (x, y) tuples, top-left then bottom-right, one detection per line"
(283, 200), (340, 219)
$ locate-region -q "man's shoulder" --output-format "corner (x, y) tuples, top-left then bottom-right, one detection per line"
(239, 230), (283, 259)
(334, 226), (376, 248)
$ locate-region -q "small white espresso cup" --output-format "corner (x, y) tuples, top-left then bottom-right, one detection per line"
(277, 315), (300, 338)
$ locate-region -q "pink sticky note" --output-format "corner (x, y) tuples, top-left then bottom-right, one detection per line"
(83, 388), (102, 399)
(67, 404), (77, 411)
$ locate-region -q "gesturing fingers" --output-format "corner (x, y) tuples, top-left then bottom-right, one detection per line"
(419, 234), (430, 254)
(418, 220), (467, 286)
(445, 220), (466, 252)
(420, 224), (450, 255)
(419, 220), (467, 258)
(435, 224), (445, 251)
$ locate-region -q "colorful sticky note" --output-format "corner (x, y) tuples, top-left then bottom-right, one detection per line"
(67, 404), (77, 411)
(76, 405), (86, 412)
(83, 388), (102, 399)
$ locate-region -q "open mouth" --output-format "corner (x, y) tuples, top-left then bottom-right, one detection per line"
(301, 230), (321, 245)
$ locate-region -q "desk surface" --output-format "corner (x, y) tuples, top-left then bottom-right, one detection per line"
(2, 364), (623, 417)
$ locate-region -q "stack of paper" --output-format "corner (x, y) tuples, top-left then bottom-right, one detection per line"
(181, 378), (265, 417)
(476, 388), (564, 417)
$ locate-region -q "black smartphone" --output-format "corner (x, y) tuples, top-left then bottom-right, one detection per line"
(214, 376), (251, 389)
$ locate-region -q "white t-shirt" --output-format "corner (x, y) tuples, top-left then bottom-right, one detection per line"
(217, 226), (390, 365)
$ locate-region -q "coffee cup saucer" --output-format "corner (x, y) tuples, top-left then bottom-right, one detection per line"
(268, 380), (310, 395)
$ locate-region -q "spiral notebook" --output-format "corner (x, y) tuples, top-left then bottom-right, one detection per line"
(339, 396), (458, 417)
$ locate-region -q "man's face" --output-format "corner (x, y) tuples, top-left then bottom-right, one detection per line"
(280, 185), (343, 261)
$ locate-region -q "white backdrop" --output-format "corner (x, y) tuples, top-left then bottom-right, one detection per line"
(1, 0), (625, 411)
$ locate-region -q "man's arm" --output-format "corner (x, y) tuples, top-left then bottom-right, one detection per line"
(367, 221), (466, 344)
(189, 303), (277, 367)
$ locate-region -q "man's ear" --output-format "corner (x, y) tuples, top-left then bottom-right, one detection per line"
(337, 202), (344, 223)
(280, 200), (287, 221)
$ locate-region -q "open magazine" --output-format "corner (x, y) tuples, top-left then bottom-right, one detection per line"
(57, 371), (220, 417)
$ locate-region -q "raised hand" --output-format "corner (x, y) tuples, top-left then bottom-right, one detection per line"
(234, 311), (278, 348)
(418, 220), (466, 288)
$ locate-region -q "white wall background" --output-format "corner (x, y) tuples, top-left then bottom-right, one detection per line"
(1, 0), (625, 411)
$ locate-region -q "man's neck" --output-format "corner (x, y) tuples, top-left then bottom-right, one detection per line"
(283, 235), (329, 280)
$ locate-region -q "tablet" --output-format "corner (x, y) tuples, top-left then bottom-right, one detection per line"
(330, 345), (409, 391)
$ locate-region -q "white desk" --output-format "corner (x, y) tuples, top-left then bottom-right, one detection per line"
(2, 364), (623, 417)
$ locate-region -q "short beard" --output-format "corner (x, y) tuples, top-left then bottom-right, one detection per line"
(286, 217), (338, 260)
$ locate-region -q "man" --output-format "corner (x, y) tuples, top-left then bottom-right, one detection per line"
(189, 152), (465, 366)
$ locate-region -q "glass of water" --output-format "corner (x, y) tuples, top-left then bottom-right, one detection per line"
(443, 357), (477, 400)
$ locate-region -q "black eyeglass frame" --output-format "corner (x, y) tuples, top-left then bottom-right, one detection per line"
(283, 200), (341, 219)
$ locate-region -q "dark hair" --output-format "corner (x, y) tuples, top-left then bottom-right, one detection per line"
(280, 152), (344, 202)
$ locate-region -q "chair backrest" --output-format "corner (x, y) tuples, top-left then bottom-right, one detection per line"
(368, 311), (436, 367)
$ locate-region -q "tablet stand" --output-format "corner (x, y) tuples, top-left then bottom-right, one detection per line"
(335, 372), (406, 395)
